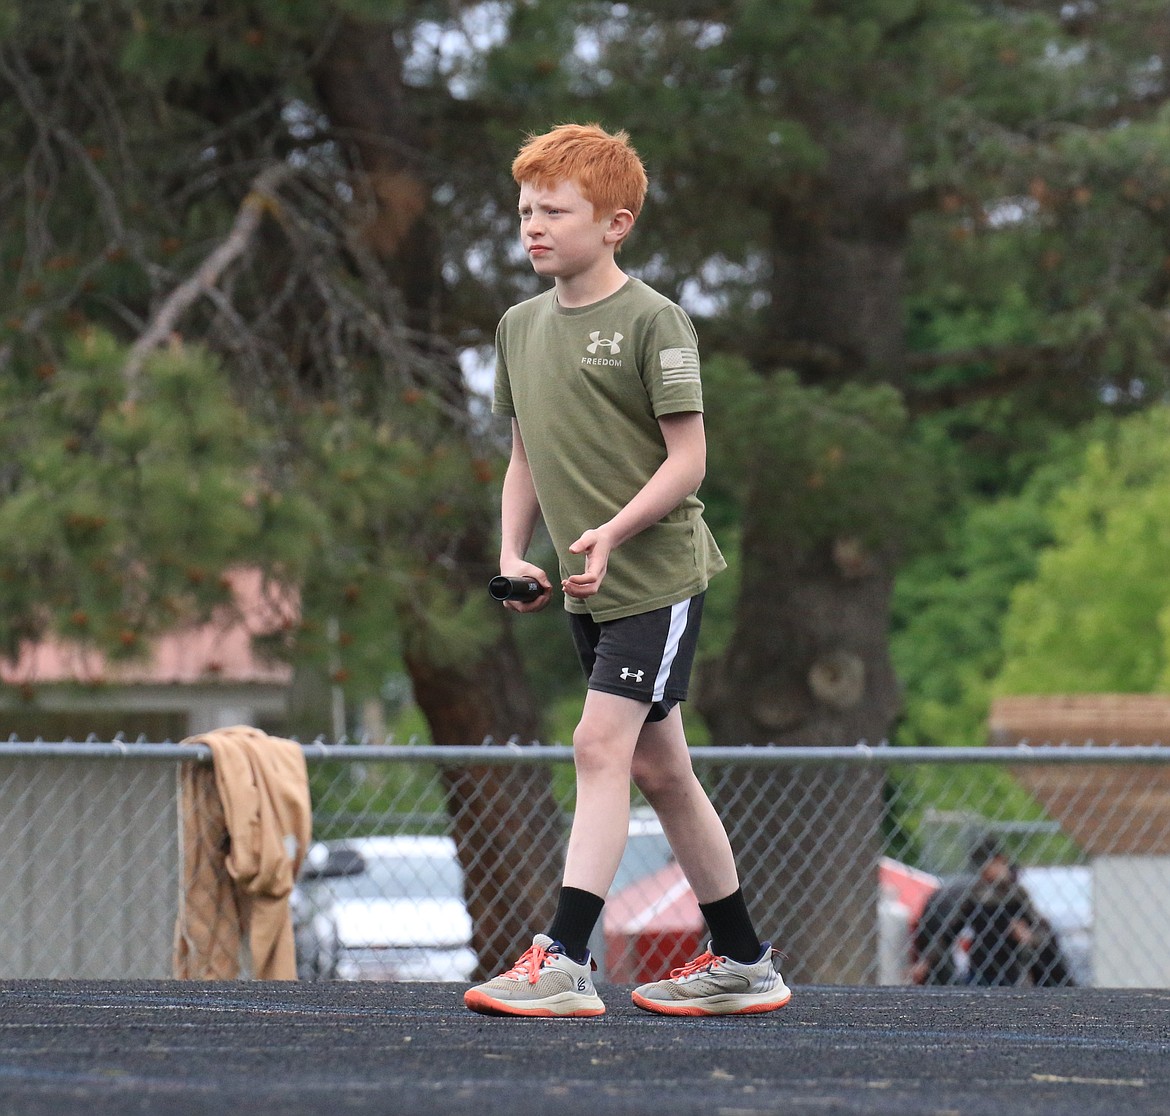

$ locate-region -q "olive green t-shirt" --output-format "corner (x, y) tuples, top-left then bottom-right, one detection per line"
(493, 277), (726, 621)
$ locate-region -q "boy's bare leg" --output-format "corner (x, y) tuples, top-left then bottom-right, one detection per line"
(463, 690), (642, 1018)
(561, 689), (650, 896)
(563, 694), (741, 903)
(623, 706), (791, 1016)
(630, 705), (740, 903)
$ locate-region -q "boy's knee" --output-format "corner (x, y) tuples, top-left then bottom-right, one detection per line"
(572, 722), (615, 772)
(631, 756), (688, 802)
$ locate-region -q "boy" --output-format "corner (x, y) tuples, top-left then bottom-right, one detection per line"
(463, 123), (790, 1018)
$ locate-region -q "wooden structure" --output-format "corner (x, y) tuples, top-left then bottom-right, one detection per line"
(988, 695), (1170, 856)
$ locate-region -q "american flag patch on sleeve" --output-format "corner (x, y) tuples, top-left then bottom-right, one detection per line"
(659, 347), (700, 385)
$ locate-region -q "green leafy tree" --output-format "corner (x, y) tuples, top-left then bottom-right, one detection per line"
(998, 407), (1170, 695)
(884, 438), (1092, 866)
(0, 333), (320, 660)
(467, 0), (1170, 980)
(893, 482), (1060, 750)
(7, 0), (1170, 981)
(0, 0), (563, 976)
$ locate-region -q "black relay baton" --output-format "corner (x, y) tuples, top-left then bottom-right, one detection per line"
(488, 575), (542, 603)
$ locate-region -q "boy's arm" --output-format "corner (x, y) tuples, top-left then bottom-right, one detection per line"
(499, 419), (553, 611)
(563, 411), (706, 600)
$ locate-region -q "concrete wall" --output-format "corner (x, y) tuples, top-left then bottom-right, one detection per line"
(1094, 856), (1170, 988)
(0, 757), (179, 978)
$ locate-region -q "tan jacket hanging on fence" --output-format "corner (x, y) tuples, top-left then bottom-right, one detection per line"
(173, 725), (312, 980)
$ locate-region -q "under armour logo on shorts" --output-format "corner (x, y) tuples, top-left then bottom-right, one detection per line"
(620, 667), (644, 682)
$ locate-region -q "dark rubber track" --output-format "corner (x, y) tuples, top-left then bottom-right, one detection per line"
(1, 981), (1167, 1115)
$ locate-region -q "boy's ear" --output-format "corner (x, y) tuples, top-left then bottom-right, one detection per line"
(605, 208), (635, 245)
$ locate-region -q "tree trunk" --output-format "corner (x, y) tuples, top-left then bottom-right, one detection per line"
(761, 96), (910, 384)
(312, 15), (440, 331)
(315, 17), (562, 977)
(698, 534), (899, 984)
(406, 626), (562, 980)
(700, 99), (911, 984)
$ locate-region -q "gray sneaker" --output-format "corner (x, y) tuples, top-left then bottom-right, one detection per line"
(464, 934), (606, 1018)
(631, 942), (791, 1016)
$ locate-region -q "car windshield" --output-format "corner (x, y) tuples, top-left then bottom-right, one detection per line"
(319, 852), (465, 902)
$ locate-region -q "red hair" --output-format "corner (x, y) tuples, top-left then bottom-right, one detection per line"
(512, 123), (648, 221)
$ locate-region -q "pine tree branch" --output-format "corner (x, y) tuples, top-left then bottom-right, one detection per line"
(122, 162), (293, 399)
(903, 342), (1068, 414)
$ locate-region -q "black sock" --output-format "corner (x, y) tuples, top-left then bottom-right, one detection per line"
(700, 888), (762, 964)
(547, 886), (605, 964)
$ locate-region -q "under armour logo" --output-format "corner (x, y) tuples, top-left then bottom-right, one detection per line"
(587, 331), (623, 354)
(620, 667), (644, 682)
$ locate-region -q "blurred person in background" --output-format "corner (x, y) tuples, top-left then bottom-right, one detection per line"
(911, 835), (1074, 987)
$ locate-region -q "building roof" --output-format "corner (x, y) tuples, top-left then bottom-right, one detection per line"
(988, 695), (1170, 857)
(0, 568), (295, 689)
(989, 694), (1170, 747)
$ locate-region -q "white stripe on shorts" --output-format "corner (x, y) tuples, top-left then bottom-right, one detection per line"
(652, 599), (691, 703)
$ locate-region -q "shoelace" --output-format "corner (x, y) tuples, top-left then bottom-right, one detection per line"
(502, 941), (553, 985)
(670, 950), (722, 980)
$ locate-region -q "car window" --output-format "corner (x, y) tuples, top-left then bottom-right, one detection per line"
(322, 853), (465, 901)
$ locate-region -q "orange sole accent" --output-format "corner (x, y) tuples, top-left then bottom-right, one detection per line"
(630, 989), (792, 1017)
(463, 989), (605, 1018)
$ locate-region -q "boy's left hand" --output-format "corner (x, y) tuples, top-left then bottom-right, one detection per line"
(563, 527), (613, 599)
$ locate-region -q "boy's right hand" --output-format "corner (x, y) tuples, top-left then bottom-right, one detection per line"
(499, 565), (552, 613)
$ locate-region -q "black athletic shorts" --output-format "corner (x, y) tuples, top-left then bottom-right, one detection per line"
(568, 593), (705, 723)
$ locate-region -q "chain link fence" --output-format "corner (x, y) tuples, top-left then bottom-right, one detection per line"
(2, 741), (1169, 988)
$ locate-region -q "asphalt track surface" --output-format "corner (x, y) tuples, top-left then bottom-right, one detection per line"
(2, 981), (1169, 1116)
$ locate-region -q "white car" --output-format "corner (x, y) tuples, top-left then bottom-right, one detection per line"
(296, 814), (677, 982)
(295, 835), (476, 982)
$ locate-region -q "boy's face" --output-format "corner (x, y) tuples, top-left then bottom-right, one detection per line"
(517, 178), (622, 282)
